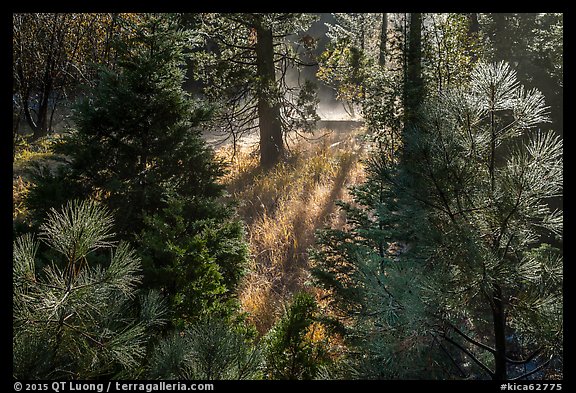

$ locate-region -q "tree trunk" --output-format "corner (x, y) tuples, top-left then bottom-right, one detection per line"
(31, 13), (61, 141)
(492, 13), (513, 63)
(491, 284), (508, 380)
(404, 12), (423, 128)
(255, 23), (284, 169)
(16, 59), (50, 141)
(467, 13), (480, 35)
(379, 13), (388, 67)
(22, 90), (50, 141)
(466, 13), (480, 63)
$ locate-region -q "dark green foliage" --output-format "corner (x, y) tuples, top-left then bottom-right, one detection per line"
(20, 161), (81, 232)
(311, 154), (448, 379)
(54, 14), (222, 236)
(262, 292), (332, 380)
(23, 14), (218, 231)
(139, 192), (249, 325)
(147, 317), (262, 380)
(509, 244), (563, 358)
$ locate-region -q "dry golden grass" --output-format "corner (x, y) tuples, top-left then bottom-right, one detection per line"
(13, 135), (63, 221)
(13, 176), (32, 220)
(217, 128), (368, 335)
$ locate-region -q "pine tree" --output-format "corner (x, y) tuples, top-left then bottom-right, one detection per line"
(311, 61), (563, 380)
(311, 155), (448, 379)
(13, 200), (166, 379)
(138, 192), (249, 324)
(185, 13), (319, 168)
(404, 61), (563, 380)
(56, 14), (223, 236)
(147, 317), (262, 380)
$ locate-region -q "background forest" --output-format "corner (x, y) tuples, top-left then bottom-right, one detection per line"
(13, 12), (563, 381)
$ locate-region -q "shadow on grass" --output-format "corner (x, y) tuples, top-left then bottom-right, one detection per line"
(226, 128), (367, 335)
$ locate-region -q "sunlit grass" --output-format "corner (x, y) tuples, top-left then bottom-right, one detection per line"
(13, 135), (60, 167)
(13, 135), (62, 221)
(217, 129), (367, 335)
(13, 175), (32, 220)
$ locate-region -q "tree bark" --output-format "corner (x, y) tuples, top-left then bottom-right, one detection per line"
(466, 13), (480, 63)
(404, 12), (423, 128)
(492, 284), (508, 380)
(379, 13), (388, 67)
(255, 22), (284, 169)
(492, 13), (513, 63)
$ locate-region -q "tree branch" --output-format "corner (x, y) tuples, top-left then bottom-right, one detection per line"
(496, 185), (523, 250)
(442, 334), (495, 378)
(222, 57), (257, 66)
(213, 34), (255, 52)
(433, 334), (469, 378)
(506, 347), (543, 365)
(446, 320), (497, 354)
(510, 357), (552, 380)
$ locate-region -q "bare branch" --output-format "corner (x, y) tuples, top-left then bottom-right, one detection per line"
(442, 334), (495, 378)
(506, 347), (543, 365)
(510, 356), (553, 381)
(446, 320), (497, 354)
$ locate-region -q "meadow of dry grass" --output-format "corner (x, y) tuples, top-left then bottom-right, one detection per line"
(217, 127), (368, 335)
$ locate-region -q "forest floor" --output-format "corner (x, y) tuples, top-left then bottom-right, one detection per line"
(213, 125), (370, 335)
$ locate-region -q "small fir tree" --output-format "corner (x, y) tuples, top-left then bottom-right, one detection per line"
(24, 14), (250, 323)
(262, 292), (332, 380)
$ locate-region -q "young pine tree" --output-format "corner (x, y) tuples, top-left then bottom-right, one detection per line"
(400, 61), (563, 380)
(262, 292), (332, 380)
(13, 200), (166, 379)
(147, 317), (262, 380)
(311, 61), (563, 380)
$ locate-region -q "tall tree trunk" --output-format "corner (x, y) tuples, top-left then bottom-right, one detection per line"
(378, 13), (388, 67)
(31, 78), (53, 141)
(492, 13), (513, 63)
(16, 58), (50, 141)
(404, 12), (423, 128)
(467, 13), (480, 35)
(359, 13), (365, 51)
(400, 13), (424, 177)
(255, 23), (284, 169)
(491, 284), (508, 380)
(23, 91), (50, 141)
(466, 13), (480, 63)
